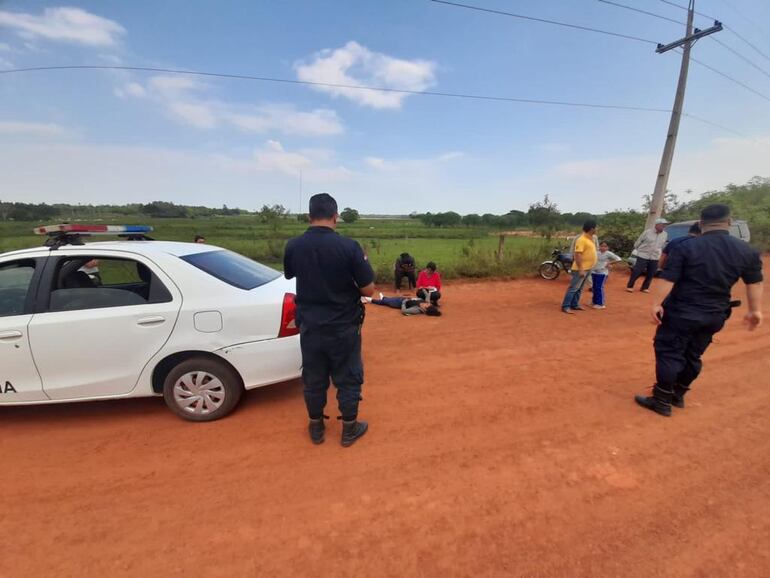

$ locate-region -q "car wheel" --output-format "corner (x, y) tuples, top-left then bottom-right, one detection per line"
(162, 357), (243, 422)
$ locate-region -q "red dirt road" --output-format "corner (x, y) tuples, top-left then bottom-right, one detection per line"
(2, 265), (769, 577)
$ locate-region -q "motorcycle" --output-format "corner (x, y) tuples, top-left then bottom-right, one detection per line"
(538, 248), (573, 280)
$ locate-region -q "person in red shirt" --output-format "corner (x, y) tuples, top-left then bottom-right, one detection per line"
(416, 261), (442, 305)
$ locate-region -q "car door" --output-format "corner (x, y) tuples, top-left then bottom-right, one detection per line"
(27, 251), (182, 400)
(0, 257), (46, 403)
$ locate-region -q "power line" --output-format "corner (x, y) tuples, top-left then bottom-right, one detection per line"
(725, 24), (770, 63)
(713, 0), (770, 45)
(0, 64), (674, 112)
(710, 36), (770, 81)
(429, 0), (659, 45)
(0, 63), (749, 136)
(682, 113), (746, 138)
(597, 0), (683, 26)
(688, 54), (770, 103)
(657, 0), (716, 22)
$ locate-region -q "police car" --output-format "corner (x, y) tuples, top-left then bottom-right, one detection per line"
(0, 225), (301, 421)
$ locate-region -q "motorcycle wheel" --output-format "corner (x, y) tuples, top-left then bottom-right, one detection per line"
(539, 262), (560, 280)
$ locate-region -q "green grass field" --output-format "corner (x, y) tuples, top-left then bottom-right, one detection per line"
(0, 216), (556, 281)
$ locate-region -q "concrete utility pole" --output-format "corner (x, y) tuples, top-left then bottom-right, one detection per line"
(645, 0), (722, 230)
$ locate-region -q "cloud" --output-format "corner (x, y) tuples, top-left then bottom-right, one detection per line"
(124, 74), (344, 136)
(0, 42), (11, 52)
(114, 81), (146, 99)
(364, 151), (464, 172)
(0, 6), (125, 47)
(295, 41), (436, 109)
(0, 121), (68, 137)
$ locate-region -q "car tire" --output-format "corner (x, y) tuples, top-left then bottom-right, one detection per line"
(162, 357), (243, 422)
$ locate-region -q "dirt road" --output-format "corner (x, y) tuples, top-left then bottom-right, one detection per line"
(2, 265), (768, 577)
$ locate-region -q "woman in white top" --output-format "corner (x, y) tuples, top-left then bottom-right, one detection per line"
(591, 242), (623, 309)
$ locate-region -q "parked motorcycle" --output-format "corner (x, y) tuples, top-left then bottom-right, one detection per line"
(538, 248), (573, 280)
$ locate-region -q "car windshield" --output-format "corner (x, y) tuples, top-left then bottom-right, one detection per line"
(665, 224), (690, 241)
(181, 250), (280, 290)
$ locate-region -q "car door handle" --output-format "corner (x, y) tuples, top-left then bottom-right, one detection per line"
(137, 316), (166, 327)
(0, 330), (23, 342)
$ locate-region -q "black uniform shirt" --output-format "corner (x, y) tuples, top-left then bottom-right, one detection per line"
(660, 230), (763, 319)
(284, 226), (375, 330)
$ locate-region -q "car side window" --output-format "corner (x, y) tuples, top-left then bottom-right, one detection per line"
(0, 260), (36, 317)
(49, 256), (172, 312)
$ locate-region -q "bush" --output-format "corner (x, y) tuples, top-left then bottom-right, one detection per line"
(599, 211), (645, 256)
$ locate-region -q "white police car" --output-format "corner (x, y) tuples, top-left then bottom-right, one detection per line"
(0, 225), (301, 421)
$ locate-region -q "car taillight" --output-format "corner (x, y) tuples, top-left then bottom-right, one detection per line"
(278, 293), (299, 338)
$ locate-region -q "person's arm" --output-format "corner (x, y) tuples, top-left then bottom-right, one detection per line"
(351, 242), (376, 297)
(745, 282), (763, 330)
(401, 300), (423, 315)
(435, 273), (442, 290)
(574, 250), (585, 274)
(283, 243), (294, 280)
(633, 231), (646, 250)
(650, 279), (674, 325)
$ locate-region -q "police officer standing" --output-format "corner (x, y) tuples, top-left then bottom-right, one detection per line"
(284, 193), (376, 445)
(635, 204), (764, 416)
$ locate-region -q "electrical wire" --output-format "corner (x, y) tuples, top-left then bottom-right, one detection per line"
(657, 0), (717, 22)
(0, 64), (749, 136)
(597, 0), (683, 26)
(724, 25), (770, 63)
(710, 36), (770, 81)
(688, 55), (770, 103)
(429, 0), (660, 45)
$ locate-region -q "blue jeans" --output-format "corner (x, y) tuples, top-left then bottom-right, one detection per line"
(372, 296), (404, 309)
(591, 273), (608, 306)
(561, 271), (588, 310)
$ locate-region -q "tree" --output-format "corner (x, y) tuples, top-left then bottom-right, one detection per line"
(527, 195), (562, 238)
(258, 204), (289, 231)
(462, 213), (482, 226)
(340, 207), (360, 223)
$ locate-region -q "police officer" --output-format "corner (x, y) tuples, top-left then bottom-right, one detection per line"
(635, 204), (764, 416)
(283, 193), (376, 445)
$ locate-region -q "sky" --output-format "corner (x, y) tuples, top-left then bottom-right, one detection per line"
(1, 0), (769, 215)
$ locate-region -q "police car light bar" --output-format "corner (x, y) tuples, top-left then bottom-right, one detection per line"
(34, 224), (154, 236)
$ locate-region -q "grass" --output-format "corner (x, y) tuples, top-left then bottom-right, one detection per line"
(0, 216), (555, 282)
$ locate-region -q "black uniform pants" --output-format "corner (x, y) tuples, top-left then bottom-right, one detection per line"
(628, 257), (659, 291)
(395, 270), (416, 290)
(653, 312), (726, 402)
(300, 325), (363, 421)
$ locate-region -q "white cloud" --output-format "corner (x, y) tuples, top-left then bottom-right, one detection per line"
(0, 42), (11, 52)
(0, 57), (13, 69)
(124, 74), (344, 136)
(114, 81), (146, 99)
(0, 6), (125, 47)
(167, 102), (218, 128)
(364, 151), (464, 172)
(226, 106), (343, 136)
(0, 121), (68, 137)
(295, 41), (436, 109)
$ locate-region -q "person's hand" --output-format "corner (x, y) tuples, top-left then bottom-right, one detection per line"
(744, 311), (763, 331)
(651, 305), (664, 325)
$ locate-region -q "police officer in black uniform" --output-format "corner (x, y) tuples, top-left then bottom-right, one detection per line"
(635, 204), (764, 416)
(284, 193), (376, 445)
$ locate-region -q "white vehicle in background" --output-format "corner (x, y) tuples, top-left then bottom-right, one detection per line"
(0, 224), (301, 421)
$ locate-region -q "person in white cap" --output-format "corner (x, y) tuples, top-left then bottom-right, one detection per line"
(626, 218), (669, 293)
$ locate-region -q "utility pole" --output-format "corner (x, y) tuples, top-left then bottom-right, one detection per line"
(645, 0), (722, 230)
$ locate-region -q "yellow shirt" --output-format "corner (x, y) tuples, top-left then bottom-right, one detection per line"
(571, 233), (598, 272)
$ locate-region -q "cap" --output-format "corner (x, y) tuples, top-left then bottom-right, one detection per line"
(654, 218), (669, 225)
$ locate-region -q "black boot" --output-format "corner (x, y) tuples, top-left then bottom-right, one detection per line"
(341, 420), (368, 447)
(672, 384), (690, 409)
(635, 384), (673, 417)
(308, 418), (325, 444)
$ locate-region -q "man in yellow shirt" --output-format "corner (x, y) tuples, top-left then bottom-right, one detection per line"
(562, 220), (598, 314)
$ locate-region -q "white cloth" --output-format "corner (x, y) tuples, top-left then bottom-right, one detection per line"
(633, 229), (668, 260)
(592, 250), (622, 275)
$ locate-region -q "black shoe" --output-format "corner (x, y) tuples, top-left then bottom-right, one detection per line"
(634, 395), (672, 417)
(671, 395), (685, 409)
(341, 420), (368, 447)
(308, 418), (325, 444)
